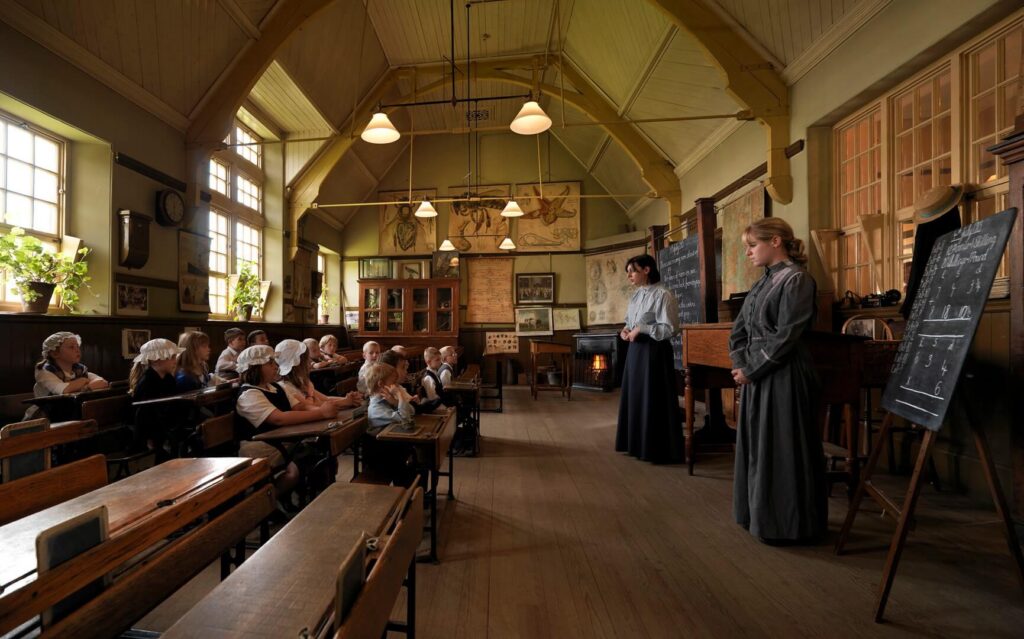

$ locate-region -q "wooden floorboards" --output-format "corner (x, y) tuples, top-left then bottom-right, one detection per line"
(144, 387), (1024, 638)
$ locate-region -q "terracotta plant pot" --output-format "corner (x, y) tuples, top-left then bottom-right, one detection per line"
(320, 314), (330, 325)
(21, 281), (55, 313)
(236, 304), (253, 322)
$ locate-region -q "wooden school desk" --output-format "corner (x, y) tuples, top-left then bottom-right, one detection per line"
(161, 482), (404, 639)
(22, 385), (128, 422)
(309, 360), (361, 394)
(372, 410), (457, 562)
(0, 457), (270, 637)
(130, 383), (238, 411)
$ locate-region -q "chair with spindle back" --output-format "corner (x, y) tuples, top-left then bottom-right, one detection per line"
(80, 394), (150, 479)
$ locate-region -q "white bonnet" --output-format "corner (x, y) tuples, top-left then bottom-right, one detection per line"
(42, 332), (80, 359)
(133, 338), (185, 365)
(274, 339), (307, 376)
(237, 345), (276, 374)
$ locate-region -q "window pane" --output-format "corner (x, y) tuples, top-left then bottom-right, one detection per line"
(973, 91), (996, 139)
(7, 159), (31, 195)
(7, 126), (32, 163)
(5, 192), (31, 227)
(915, 122), (932, 164)
(33, 201), (57, 234)
(896, 133), (913, 171)
(937, 73), (951, 112)
(915, 164), (933, 200)
(934, 114), (951, 154)
(0, 122), (5, 155)
(1006, 28), (1021, 81)
(897, 171), (914, 209)
(916, 82), (932, 120)
(896, 95), (913, 133)
(34, 137), (58, 172)
(1002, 83), (1018, 130)
(935, 156), (952, 187)
(976, 141), (998, 183)
(34, 169), (58, 202)
(974, 43), (997, 93)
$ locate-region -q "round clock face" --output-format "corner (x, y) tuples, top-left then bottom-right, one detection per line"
(160, 190), (185, 225)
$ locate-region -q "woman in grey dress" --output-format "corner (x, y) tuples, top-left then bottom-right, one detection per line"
(729, 218), (826, 543)
(616, 254), (683, 463)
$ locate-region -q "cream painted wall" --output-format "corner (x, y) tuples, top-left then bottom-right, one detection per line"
(333, 132), (631, 326)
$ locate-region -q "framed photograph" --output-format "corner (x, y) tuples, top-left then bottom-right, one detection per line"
(553, 308), (581, 331)
(115, 283), (148, 316)
(516, 272), (555, 305)
(433, 250), (460, 278)
(393, 259), (430, 280)
(359, 257), (391, 279)
(178, 231), (211, 312)
(121, 328), (150, 360)
(515, 306), (554, 336)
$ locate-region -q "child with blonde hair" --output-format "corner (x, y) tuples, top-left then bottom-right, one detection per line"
(356, 340), (381, 394)
(275, 339), (362, 410)
(318, 334), (348, 365)
(27, 332), (109, 420)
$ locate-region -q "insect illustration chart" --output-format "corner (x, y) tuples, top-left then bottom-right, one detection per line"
(881, 208), (1016, 431)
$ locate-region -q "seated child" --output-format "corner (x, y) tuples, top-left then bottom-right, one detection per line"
(129, 338), (185, 462)
(303, 338), (332, 369)
(390, 344), (407, 356)
(275, 339), (362, 410)
(28, 332), (110, 420)
(319, 334), (349, 365)
(234, 345), (339, 510)
(356, 340), (382, 394)
(420, 347), (448, 404)
(176, 331), (220, 391)
(365, 363), (415, 433)
(438, 345), (457, 386)
(248, 329), (269, 346)
(215, 327), (246, 379)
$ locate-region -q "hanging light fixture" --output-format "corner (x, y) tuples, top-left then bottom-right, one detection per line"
(510, 100), (552, 135)
(439, 238), (456, 251)
(361, 112), (400, 144)
(498, 236), (516, 250)
(414, 199), (437, 218)
(500, 200), (524, 217)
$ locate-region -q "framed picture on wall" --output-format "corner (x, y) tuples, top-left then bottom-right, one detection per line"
(178, 231), (211, 313)
(393, 259), (430, 280)
(514, 307), (554, 336)
(359, 258), (391, 279)
(115, 283), (148, 316)
(516, 272), (554, 305)
(121, 329), (150, 360)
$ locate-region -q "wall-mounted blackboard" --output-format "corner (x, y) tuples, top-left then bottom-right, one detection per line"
(881, 208), (1017, 431)
(659, 235), (702, 370)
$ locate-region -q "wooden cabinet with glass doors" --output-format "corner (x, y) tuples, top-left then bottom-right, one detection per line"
(358, 279), (459, 337)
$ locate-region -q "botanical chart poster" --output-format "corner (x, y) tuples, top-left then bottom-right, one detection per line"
(721, 185), (768, 299)
(553, 308), (581, 331)
(585, 247), (639, 326)
(485, 331), (519, 354)
(378, 189), (437, 256)
(513, 181), (581, 252)
(178, 231), (210, 313)
(466, 257), (514, 324)
(447, 184), (510, 253)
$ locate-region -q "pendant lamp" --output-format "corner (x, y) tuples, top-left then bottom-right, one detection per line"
(498, 236), (517, 250)
(500, 200), (524, 217)
(510, 100), (552, 135)
(414, 199), (438, 218)
(361, 112), (400, 144)
(439, 238), (456, 251)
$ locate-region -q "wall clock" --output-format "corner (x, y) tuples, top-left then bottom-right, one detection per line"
(155, 189), (185, 226)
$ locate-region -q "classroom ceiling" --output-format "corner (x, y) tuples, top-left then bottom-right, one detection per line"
(1, 0), (878, 218)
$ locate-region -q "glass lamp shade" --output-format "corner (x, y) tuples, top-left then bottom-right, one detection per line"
(500, 200), (524, 217)
(510, 100), (552, 135)
(414, 200), (438, 218)
(498, 236), (517, 250)
(439, 238), (457, 251)
(360, 112), (400, 144)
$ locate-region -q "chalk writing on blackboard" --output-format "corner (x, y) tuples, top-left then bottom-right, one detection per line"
(881, 208), (1016, 430)
(659, 236), (702, 370)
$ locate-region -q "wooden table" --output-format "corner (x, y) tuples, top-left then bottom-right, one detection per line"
(528, 340), (573, 400)
(445, 377), (481, 456)
(131, 383), (238, 409)
(254, 413), (367, 458)
(22, 386), (128, 422)
(375, 411), (457, 562)
(161, 482), (404, 639)
(0, 457), (268, 636)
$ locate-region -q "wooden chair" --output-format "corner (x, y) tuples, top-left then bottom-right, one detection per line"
(81, 395), (149, 479)
(0, 418), (52, 482)
(0, 454), (107, 526)
(0, 392), (34, 426)
(334, 376), (359, 397)
(193, 412), (239, 457)
(334, 486), (425, 639)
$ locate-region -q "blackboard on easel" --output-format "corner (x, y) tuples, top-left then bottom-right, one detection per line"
(881, 208), (1017, 430)
(658, 235), (701, 370)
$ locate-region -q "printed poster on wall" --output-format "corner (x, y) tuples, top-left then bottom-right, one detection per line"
(721, 185), (769, 299)
(513, 181), (581, 252)
(585, 247), (640, 326)
(178, 231), (210, 313)
(447, 184), (510, 253)
(466, 257), (514, 324)
(378, 189), (437, 256)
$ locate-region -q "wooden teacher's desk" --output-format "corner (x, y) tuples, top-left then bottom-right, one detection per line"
(682, 323), (866, 484)
(162, 482), (404, 639)
(0, 457), (270, 636)
(373, 410), (457, 562)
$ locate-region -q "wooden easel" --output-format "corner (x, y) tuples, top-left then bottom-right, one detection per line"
(835, 372), (1024, 622)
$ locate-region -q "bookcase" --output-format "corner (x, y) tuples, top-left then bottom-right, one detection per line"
(358, 279), (459, 338)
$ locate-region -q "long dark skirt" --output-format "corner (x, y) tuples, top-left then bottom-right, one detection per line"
(615, 335), (683, 463)
(733, 352), (827, 541)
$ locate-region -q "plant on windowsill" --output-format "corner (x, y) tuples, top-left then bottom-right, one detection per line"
(231, 262), (263, 321)
(319, 293), (338, 325)
(0, 226), (91, 313)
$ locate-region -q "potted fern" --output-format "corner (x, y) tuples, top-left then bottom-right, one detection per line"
(231, 262), (263, 321)
(0, 227), (90, 313)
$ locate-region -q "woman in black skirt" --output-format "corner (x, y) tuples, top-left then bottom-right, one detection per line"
(615, 254), (683, 463)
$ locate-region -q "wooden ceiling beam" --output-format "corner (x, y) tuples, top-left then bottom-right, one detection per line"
(647, 0), (793, 204)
